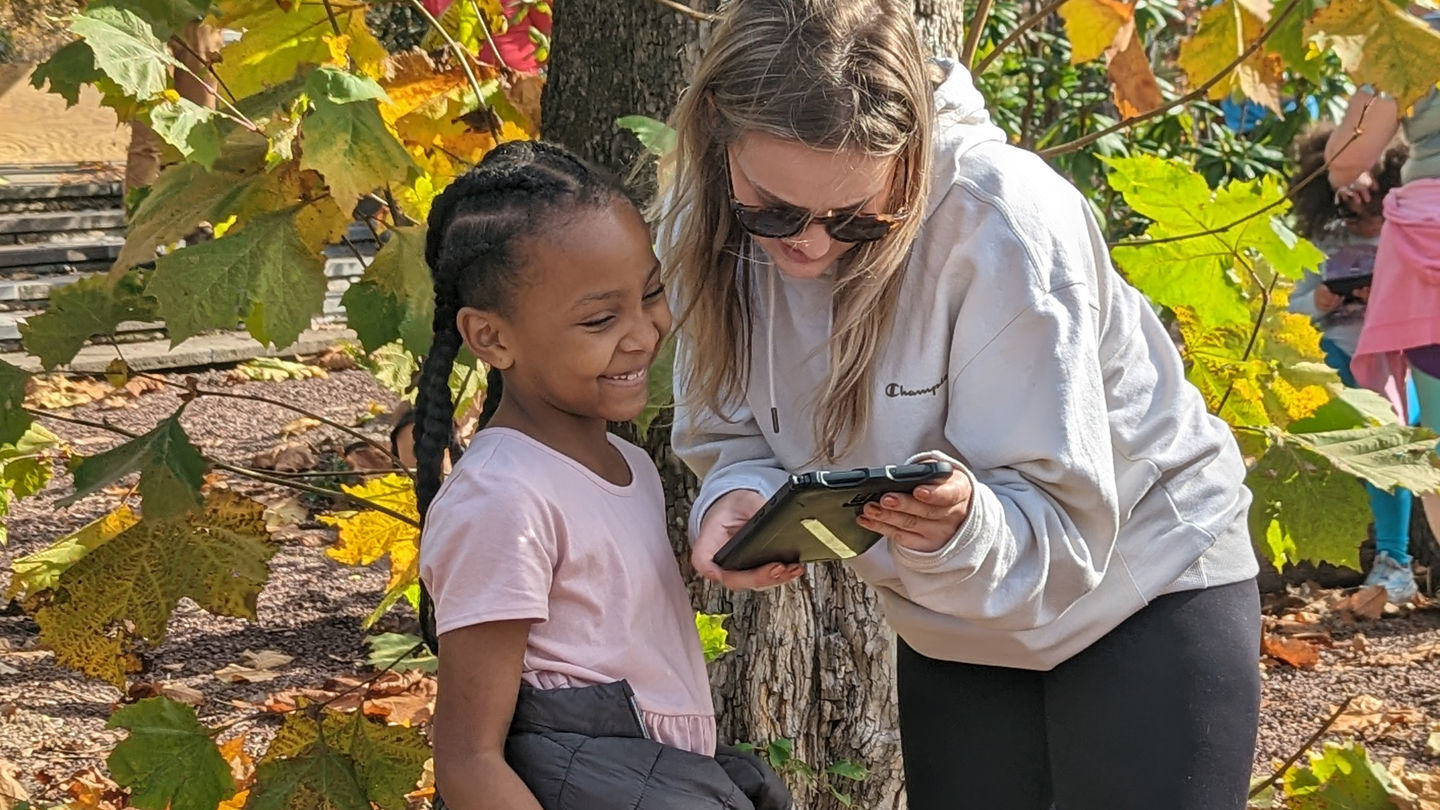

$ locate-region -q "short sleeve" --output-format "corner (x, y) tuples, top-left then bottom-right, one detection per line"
(418, 466), (561, 636)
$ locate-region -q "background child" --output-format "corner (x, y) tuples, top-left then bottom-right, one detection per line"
(414, 141), (789, 810)
(1289, 126), (1419, 604)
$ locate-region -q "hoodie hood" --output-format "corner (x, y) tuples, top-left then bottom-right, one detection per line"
(925, 59), (1008, 222)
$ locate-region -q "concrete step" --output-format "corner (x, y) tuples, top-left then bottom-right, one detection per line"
(0, 209), (127, 235)
(0, 237), (124, 269)
(0, 324), (358, 373)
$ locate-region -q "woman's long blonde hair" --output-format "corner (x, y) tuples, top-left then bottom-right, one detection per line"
(656, 0), (936, 460)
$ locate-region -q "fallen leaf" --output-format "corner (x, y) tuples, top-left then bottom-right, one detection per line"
(0, 662), (17, 676)
(345, 444), (394, 473)
(1361, 640), (1440, 667)
(1331, 694), (1426, 740)
(243, 649), (293, 670)
(280, 417), (321, 437)
(62, 767), (125, 810)
(1262, 633), (1320, 668)
(263, 495), (309, 533)
(161, 683), (207, 706)
(314, 346), (359, 371)
(0, 757), (29, 810)
(214, 650), (292, 684)
(249, 441), (317, 473)
(25, 375), (114, 410)
(1428, 726), (1440, 758)
(1337, 585), (1389, 621)
(218, 735), (254, 784)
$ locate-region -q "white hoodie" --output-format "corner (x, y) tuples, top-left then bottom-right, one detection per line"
(670, 62), (1258, 671)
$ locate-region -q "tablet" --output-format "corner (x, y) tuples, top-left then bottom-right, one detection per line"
(712, 461), (954, 571)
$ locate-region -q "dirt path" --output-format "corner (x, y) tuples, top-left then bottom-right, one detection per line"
(0, 63), (129, 167)
(1, 366), (1439, 802)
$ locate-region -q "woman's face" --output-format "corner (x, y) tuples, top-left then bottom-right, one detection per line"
(727, 132), (898, 280)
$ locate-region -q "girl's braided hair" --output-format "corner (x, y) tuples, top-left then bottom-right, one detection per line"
(415, 140), (626, 651)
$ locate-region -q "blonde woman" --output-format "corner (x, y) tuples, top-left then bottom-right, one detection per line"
(659, 0), (1262, 807)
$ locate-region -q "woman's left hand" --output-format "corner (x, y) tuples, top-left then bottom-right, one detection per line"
(856, 471), (973, 553)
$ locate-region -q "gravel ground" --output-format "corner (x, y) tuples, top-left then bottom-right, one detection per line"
(2, 366), (1440, 801)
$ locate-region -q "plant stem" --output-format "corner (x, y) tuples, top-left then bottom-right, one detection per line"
(404, 0), (489, 116)
(650, 0), (716, 21)
(1112, 98), (1378, 248)
(973, 0), (1068, 75)
(468, 0), (511, 73)
(1040, 0), (1304, 157)
(1249, 695), (1356, 798)
(1215, 257), (1275, 416)
(961, 0), (998, 71)
(25, 407), (419, 526)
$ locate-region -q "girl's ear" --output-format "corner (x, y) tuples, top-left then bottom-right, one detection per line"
(456, 306), (514, 371)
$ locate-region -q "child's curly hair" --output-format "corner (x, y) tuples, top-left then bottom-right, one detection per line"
(1290, 124), (1410, 241)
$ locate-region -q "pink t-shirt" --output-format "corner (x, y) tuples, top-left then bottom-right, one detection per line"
(419, 427), (717, 755)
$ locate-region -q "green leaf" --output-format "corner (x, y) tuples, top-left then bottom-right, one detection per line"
(213, 0), (386, 100)
(0, 359), (31, 446)
(1283, 741), (1398, 810)
(148, 97), (223, 169)
(30, 40), (102, 107)
(245, 747), (371, 810)
(695, 611), (735, 663)
(1271, 0), (1327, 84)
(300, 94), (416, 211)
(616, 115), (677, 157)
(1290, 425), (1440, 494)
(304, 66), (387, 104)
(0, 424), (62, 547)
(258, 708), (429, 810)
(19, 272), (159, 369)
(1248, 434), (1371, 570)
(89, 0), (213, 38)
(61, 413), (207, 520)
(342, 226), (431, 355)
(69, 6), (177, 100)
(364, 632), (436, 673)
(1289, 387), (1403, 434)
(8, 506), (138, 598)
(636, 336), (675, 439)
(107, 697), (235, 810)
(825, 761), (869, 782)
(1308, 0), (1440, 113)
(147, 207), (327, 349)
(362, 343), (419, 399)
(32, 493), (274, 687)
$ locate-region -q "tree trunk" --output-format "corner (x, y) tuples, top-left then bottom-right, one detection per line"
(542, 3), (968, 808)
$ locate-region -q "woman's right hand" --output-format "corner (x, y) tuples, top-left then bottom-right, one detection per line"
(693, 489), (806, 590)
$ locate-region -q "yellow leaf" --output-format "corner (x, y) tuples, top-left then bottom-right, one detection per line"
(1176, 0), (1284, 112)
(320, 474), (420, 592)
(1307, 0), (1440, 113)
(212, 0), (387, 98)
(379, 51), (480, 127)
(1060, 0), (1136, 64)
(322, 33), (351, 67)
(218, 789), (249, 810)
(30, 492), (274, 687)
(9, 506), (140, 602)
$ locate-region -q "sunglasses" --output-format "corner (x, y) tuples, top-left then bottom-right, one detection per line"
(724, 153), (905, 244)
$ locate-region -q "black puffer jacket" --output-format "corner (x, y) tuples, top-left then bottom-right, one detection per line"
(435, 681), (793, 810)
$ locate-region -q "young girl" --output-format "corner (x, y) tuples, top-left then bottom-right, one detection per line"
(660, 0), (1260, 807)
(1289, 127), (1419, 604)
(415, 141), (790, 810)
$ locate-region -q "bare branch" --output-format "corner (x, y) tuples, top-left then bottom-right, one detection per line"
(1249, 696), (1357, 799)
(961, 0), (998, 71)
(650, 0), (717, 22)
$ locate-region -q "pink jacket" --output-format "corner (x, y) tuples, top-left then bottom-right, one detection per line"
(1352, 178), (1440, 416)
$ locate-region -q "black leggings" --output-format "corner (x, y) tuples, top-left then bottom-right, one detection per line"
(897, 579), (1261, 810)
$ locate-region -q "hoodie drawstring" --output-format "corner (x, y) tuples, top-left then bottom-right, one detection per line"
(764, 243), (781, 435)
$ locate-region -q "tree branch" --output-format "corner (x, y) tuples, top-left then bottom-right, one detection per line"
(468, 0), (511, 73)
(1110, 97), (1378, 249)
(25, 407), (419, 526)
(974, 0), (1068, 75)
(961, 0), (998, 71)
(403, 0), (490, 115)
(1215, 256), (1274, 416)
(1249, 695), (1356, 798)
(170, 35), (238, 104)
(650, 0), (716, 22)
(1040, 0), (1304, 158)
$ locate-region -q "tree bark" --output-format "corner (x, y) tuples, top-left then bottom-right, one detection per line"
(542, 3), (968, 807)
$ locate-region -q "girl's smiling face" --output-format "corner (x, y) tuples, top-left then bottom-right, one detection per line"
(458, 201), (672, 428)
(727, 132), (899, 279)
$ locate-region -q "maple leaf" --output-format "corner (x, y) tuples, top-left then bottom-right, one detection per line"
(0, 359), (30, 446)
(147, 206), (327, 350)
(9, 507), (139, 600)
(61, 413), (207, 520)
(341, 226), (431, 355)
(1105, 23), (1164, 118)
(212, 0), (386, 99)
(320, 474), (419, 594)
(1270, 0), (1327, 84)
(147, 97), (222, 169)
(300, 70), (417, 211)
(1248, 435), (1371, 570)
(1290, 425), (1440, 495)
(27, 492), (274, 687)
(30, 39), (104, 107)
(1176, 0), (1284, 112)
(19, 272), (159, 370)
(1059, 0), (1135, 64)
(1284, 742), (1403, 809)
(69, 5), (178, 100)
(1308, 0), (1440, 113)
(0, 424), (64, 547)
(107, 697), (235, 810)
(255, 706), (429, 810)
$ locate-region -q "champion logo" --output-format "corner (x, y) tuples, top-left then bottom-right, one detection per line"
(885, 375), (947, 398)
